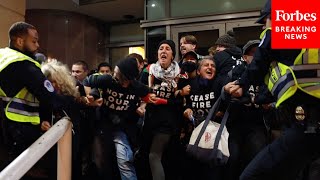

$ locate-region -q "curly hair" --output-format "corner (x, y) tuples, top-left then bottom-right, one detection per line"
(41, 61), (80, 98)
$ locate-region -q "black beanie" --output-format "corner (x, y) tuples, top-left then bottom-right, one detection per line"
(116, 57), (139, 80)
(157, 40), (176, 58)
(215, 30), (236, 48)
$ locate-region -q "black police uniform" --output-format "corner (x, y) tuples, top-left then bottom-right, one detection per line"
(238, 29), (320, 180)
(0, 47), (70, 168)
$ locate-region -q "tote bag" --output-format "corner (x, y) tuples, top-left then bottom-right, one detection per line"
(186, 96), (230, 166)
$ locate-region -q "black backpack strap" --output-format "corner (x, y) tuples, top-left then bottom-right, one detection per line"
(213, 106), (230, 149)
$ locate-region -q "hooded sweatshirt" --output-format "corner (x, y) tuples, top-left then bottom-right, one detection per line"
(214, 46), (243, 76)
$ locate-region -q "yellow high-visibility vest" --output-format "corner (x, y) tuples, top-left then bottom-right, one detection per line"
(260, 29), (320, 107)
(0, 48), (41, 125)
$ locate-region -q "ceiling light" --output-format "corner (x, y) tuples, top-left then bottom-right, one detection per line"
(151, 3), (156, 7)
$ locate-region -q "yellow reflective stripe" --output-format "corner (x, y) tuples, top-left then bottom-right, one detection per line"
(294, 49), (306, 65)
(13, 98), (39, 107)
(275, 84), (297, 108)
(276, 80), (295, 100)
(275, 65), (281, 77)
(5, 101), (40, 124)
(1, 97), (11, 101)
(297, 78), (320, 84)
(303, 49), (309, 64)
(2, 96), (39, 107)
(269, 62), (281, 84)
(307, 49), (319, 64)
(0, 87), (6, 96)
(299, 82), (319, 88)
(25, 92), (39, 103)
(291, 64), (320, 71)
(303, 85), (320, 91)
(0, 48), (40, 72)
(259, 27), (271, 39)
(7, 107), (39, 116)
(270, 71), (289, 94)
(0, 57), (29, 70)
(17, 87), (28, 99)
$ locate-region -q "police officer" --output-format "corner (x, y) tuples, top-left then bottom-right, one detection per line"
(0, 22), (68, 167)
(226, 0), (320, 179)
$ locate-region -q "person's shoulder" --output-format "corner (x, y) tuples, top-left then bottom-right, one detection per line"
(132, 80), (148, 88)
(7, 60), (39, 73)
(213, 50), (230, 61)
(189, 77), (200, 90)
(131, 80), (149, 94)
(94, 73), (113, 82)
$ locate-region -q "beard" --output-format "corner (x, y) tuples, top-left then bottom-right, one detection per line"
(22, 45), (36, 60)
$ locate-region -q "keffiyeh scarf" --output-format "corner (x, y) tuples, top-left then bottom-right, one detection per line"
(149, 61), (180, 88)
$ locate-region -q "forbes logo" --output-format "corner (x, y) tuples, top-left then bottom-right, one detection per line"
(275, 10), (317, 21)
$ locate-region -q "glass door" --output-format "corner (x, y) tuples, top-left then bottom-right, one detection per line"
(170, 18), (264, 61)
(171, 22), (225, 61)
(226, 18), (263, 48)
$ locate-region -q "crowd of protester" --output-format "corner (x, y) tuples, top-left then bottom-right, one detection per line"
(0, 12), (319, 180)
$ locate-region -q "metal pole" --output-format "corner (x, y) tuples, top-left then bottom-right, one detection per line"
(57, 121), (72, 180)
(0, 117), (71, 180)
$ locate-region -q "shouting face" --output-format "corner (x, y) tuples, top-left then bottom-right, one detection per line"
(158, 43), (174, 69)
(180, 37), (196, 56)
(197, 59), (216, 80)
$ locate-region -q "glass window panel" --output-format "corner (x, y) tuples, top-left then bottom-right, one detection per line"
(232, 26), (263, 47)
(146, 27), (166, 64)
(110, 23), (144, 43)
(110, 46), (146, 68)
(110, 47), (129, 68)
(146, 0), (166, 20)
(178, 29), (219, 58)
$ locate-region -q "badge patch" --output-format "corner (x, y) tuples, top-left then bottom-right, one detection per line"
(44, 80), (54, 92)
(295, 106), (305, 121)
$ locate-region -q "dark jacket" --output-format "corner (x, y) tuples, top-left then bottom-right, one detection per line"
(214, 46), (242, 76)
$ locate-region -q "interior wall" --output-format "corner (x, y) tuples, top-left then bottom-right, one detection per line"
(25, 9), (108, 70)
(0, 0), (26, 47)
(110, 23), (144, 43)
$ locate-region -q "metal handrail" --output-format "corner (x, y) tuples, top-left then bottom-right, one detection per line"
(0, 117), (72, 180)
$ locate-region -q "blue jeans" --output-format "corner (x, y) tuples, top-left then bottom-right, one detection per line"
(113, 130), (137, 180)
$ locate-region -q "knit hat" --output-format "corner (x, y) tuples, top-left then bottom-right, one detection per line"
(157, 40), (176, 58)
(116, 57), (139, 80)
(215, 30), (236, 48)
(242, 40), (260, 55)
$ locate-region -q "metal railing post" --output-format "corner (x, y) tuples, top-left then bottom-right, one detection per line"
(57, 121), (72, 180)
(0, 117), (72, 180)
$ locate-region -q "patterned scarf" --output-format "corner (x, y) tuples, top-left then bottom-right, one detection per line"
(149, 61), (180, 88)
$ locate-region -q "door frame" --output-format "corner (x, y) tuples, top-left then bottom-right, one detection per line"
(226, 18), (262, 32)
(171, 22), (225, 61)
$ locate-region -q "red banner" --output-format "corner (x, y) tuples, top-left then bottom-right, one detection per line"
(272, 0), (320, 49)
